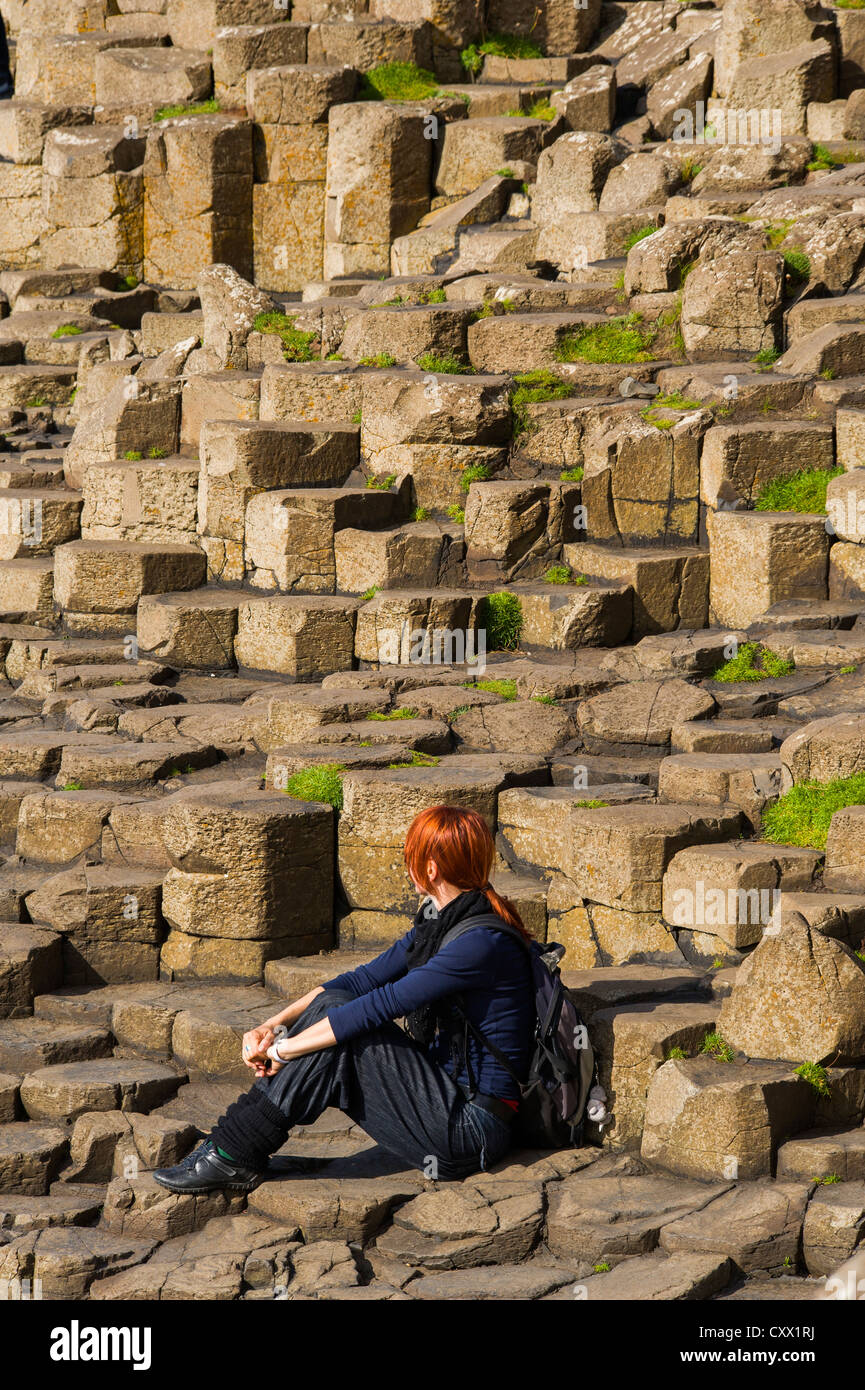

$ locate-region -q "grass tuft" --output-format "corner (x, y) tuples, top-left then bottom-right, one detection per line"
(463, 677), (517, 701)
(555, 313), (658, 365)
(359, 352), (398, 368)
(510, 368), (572, 438)
(282, 764), (345, 810)
(415, 351), (474, 374)
(754, 466), (843, 514)
(762, 772), (865, 850)
(358, 62), (439, 102)
(155, 99), (220, 121)
(480, 592), (523, 651)
(253, 310), (317, 362)
(461, 32), (542, 76)
(794, 1061), (831, 1097)
(712, 642), (794, 683)
(701, 1031), (734, 1063)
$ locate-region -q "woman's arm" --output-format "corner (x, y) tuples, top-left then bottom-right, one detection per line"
(241, 986), (325, 1073)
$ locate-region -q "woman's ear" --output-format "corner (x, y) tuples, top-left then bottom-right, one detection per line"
(426, 857), (440, 886)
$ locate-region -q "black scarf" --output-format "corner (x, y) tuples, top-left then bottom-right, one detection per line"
(403, 888), (491, 1072)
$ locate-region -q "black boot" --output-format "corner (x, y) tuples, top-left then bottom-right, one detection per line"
(153, 1138), (264, 1195)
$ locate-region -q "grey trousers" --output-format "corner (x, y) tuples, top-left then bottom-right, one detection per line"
(251, 989), (514, 1181)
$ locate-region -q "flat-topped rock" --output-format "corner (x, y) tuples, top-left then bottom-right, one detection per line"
(19, 1059), (184, 1123)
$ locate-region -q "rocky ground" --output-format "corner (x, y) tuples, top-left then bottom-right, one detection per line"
(0, 0), (864, 1302)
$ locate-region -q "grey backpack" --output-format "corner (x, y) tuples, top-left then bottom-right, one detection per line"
(441, 913), (597, 1148)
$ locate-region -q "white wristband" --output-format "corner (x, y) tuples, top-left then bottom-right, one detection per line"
(266, 1041), (288, 1064)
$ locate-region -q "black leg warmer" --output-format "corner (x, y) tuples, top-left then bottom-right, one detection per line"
(210, 1085), (290, 1169)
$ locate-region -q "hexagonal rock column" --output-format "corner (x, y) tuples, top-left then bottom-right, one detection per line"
(641, 1056), (816, 1180)
(338, 765), (499, 945)
(718, 922), (865, 1065)
(143, 115), (253, 289)
(249, 64), (357, 292)
(324, 102), (432, 279)
(198, 419), (358, 583)
(41, 125), (145, 277)
(707, 509), (831, 628)
(159, 793), (335, 981)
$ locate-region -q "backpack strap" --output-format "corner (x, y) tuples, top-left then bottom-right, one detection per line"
(438, 912), (533, 1094)
(439, 912), (533, 955)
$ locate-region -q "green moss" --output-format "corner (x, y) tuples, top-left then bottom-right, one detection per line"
(665, 1046), (688, 1061)
(794, 1061), (831, 1097)
(359, 352), (398, 368)
(646, 392), (703, 412)
(463, 677), (518, 701)
(712, 641), (794, 683)
(123, 450), (143, 461)
(446, 504), (465, 524)
(755, 465), (843, 513)
(253, 310), (317, 363)
(461, 32), (543, 77)
(25, 396), (48, 408)
(419, 288), (447, 303)
(448, 704), (471, 719)
(701, 1031), (734, 1063)
(806, 141), (863, 170)
(118, 273), (139, 290)
(282, 764), (345, 811)
(415, 351), (474, 374)
(507, 98), (556, 121)
(574, 799), (609, 809)
(680, 158), (703, 182)
(555, 313), (658, 365)
(764, 220), (794, 249)
(812, 1173), (842, 1184)
(592, 1262), (611, 1274)
(559, 466), (584, 482)
(366, 707), (417, 720)
(510, 368), (572, 438)
(412, 506), (431, 522)
(533, 694), (557, 705)
(752, 347), (782, 368)
(544, 564), (587, 585)
(388, 751), (440, 768)
(351, 410), (362, 424)
(61, 779), (84, 791)
(154, 99), (220, 121)
(326, 351), (345, 361)
(782, 248), (811, 285)
(51, 324), (83, 338)
(761, 772), (865, 850)
(495, 166), (514, 178)
(623, 224), (658, 253)
(360, 585), (380, 602)
(148, 447), (167, 459)
(366, 473), (397, 490)
(460, 462), (491, 491)
(480, 592), (523, 651)
(358, 61), (439, 102)
(841, 665), (858, 675)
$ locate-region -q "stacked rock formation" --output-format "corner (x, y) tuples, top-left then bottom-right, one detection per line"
(0, 0), (864, 1302)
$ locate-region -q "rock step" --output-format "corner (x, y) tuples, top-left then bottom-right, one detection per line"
(0, 1018), (114, 1072)
(0, 1182), (105, 1233)
(0, 1121), (69, 1195)
(18, 1058), (185, 1124)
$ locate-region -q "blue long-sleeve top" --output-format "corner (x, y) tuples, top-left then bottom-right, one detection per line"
(322, 913), (535, 1101)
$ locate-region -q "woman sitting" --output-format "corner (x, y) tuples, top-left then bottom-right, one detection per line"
(153, 804), (536, 1192)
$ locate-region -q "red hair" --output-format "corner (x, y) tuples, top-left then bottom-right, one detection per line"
(404, 805), (531, 941)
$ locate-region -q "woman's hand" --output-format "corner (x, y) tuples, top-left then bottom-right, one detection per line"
(241, 1026), (275, 1073)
